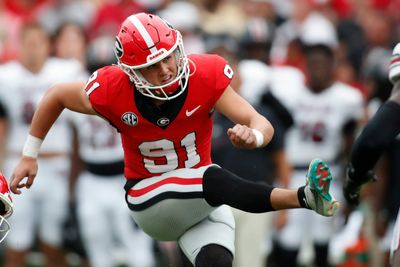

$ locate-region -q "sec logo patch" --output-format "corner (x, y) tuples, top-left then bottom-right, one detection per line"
(121, 112), (138, 126)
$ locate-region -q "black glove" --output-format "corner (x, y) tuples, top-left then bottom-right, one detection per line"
(343, 164), (377, 206)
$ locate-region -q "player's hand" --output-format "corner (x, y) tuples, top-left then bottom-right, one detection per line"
(227, 124), (258, 149)
(342, 165), (377, 207)
(389, 43), (400, 85)
(10, 156), (38, 195)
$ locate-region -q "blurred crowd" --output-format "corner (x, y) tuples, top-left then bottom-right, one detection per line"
(0, 0), (399, 267)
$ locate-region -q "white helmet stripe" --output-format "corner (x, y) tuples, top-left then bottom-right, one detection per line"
(128, 15), (158, 54)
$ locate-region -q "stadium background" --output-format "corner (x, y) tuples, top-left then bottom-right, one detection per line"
(0, 0), (399, 266)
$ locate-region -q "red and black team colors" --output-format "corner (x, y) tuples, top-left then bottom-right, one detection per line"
(10, 12), (339, 267)
(85, 54), (230, 179)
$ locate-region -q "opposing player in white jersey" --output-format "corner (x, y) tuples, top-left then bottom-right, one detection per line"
(343, 43), (400, 267)
(270, 42), (365, 267)
(0, 22), (86, 267)
(70, 112), (155, 267)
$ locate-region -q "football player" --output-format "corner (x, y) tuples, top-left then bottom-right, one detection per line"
(0, 22), (87, 267)
(70, 112), (155, 267)
(10, 13), (339, 266)
(343, 43), (400, 267)
(269, 39), (365, 266)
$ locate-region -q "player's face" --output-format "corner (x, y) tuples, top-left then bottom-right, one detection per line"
(54, 24), (86, 60)
(20, 27), (51, 68)
(305, 49), (334, 92)
(139, 54), (178, 86)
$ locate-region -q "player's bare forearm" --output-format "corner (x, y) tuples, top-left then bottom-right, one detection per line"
(29, 87), (64, 139)
(216, 86), (274, 148)
(30, 82), (96, 139)
(10, 82), (95, 194)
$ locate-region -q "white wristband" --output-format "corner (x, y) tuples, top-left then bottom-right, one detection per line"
(22, 135), (43, 158)
(252, 129), (264, 148)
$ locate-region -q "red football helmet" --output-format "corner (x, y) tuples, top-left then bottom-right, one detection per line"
(0, 172), (13, 243)
(114, 12), (190, 100)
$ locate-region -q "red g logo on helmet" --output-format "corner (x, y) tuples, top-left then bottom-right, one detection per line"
(115, 13), (190, 101)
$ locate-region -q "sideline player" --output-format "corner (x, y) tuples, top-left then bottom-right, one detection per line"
(343, 43), (400, 266)
(0, 22), (86, 267)
(10, 13), (339, 266)
(70, 112), (156, 267)
(270, 39), (365, 267)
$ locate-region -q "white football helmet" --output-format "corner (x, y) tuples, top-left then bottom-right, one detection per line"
(0, 173), (13, 243)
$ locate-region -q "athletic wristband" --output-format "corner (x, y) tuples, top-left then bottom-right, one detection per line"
(22, 135), (43, 158)
(252, 129), (264, 148)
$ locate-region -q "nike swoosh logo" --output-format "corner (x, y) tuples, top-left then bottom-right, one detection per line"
(186, 105), (201, 117)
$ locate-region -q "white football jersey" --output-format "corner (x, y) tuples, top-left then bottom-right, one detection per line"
(69, 113), (124, 164)
(272, 81), (364, 166)
(0, 58), (87, 154)
(239, 60), (305, 106)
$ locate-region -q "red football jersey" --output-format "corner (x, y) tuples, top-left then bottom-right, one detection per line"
(85, 54), (233, 179)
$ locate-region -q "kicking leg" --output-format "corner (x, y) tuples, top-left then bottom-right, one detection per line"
(203, 159), (339, 216)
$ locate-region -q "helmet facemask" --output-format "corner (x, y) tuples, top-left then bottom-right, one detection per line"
(0, 215), (10, 243)
(0, 194), (12, 244)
